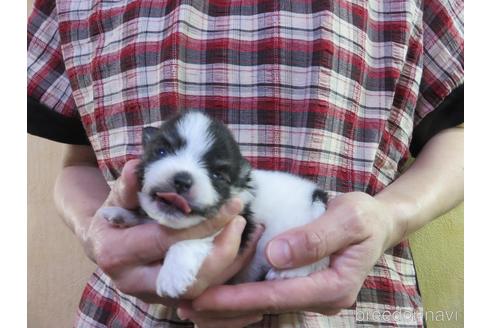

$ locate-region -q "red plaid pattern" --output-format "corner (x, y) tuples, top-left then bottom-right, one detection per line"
(28, 0), (463, 327)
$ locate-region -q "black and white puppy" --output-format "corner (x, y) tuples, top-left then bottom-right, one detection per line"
(98, 111), (330, 298)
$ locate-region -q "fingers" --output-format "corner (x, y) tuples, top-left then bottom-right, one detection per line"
(192, 270), (344, 313)
(95, 197), (245, 266)
(170, 198), (243, 242)
(107, 159), (141, 209)
(189, 312), (263, 328)
(192, 222), (264, 296)
(179, 281), (341, 326)
(306, 308), (341, 316)
(178, 303), (263, 328)
(100, 214), (255, 303)
(183, 216), (247, 298)
(208, 224), (265, 286)
(265, 208), (367, 269)
(108, 262), (180, 306)
(109, 213), (253, 302)
(111, 262), (160, 296)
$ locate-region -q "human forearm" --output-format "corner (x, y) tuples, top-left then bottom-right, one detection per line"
(53, 144), (110, 251)
(54, 165), (110, 244)
(376, 126), (464, 248)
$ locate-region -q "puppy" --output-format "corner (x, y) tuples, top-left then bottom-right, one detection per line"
(98, 111), (330, 298)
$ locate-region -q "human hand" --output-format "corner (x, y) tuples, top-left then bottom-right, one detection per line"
(85, 159), (263, 305)
(177, 191), (399, 327)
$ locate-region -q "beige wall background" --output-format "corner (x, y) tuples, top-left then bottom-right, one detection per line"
(27, 136), (95, 328)
(409, 204), (464, 327)
(27, 1), (463, 327)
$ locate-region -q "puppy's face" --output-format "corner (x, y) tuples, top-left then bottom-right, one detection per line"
(138, 111), (250, 229)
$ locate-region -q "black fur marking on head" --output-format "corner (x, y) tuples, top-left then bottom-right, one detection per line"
(202, 116), (252, 201)
(137, 114), (187, 183)
(142, 127), (159, 146)
(312, 188), (328, 205)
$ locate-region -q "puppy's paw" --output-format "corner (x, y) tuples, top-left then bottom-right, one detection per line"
(265, 257), (330, 280)
(156, 263), (196, 298)
(155, 237), (214, 298)
(97, 207), (140, 227)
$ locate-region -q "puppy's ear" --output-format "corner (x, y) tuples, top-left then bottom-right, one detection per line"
(142, 127), (159, 145)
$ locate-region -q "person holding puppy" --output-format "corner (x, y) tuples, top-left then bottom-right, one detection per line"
(28, 0), (463, 327)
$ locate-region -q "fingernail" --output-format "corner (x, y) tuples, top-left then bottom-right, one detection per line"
(225, 198), (243, 215)
(177, 308), (188, 320)
(233, 216), (246, 231)
(254, 224), (265, 235)
(267, 239), (292, 269)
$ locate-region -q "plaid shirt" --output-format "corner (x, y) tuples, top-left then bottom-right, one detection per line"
(28, 0), (463, 327)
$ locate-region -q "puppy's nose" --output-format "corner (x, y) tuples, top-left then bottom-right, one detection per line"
(173, 172), (193, 194)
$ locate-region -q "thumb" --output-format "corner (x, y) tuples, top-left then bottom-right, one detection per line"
(265, 214), (355, 269)
(109, 159), (141, 209)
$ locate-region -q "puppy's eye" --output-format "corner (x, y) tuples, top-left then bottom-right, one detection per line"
(154, 147), (167, 158)
(212, 171), (230, 183)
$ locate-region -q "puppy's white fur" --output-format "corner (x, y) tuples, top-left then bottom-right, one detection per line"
(234, 170), (329, 282)
(156, 235), (215, 297)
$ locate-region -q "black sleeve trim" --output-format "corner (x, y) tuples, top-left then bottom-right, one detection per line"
(27, 96), (90, 145)
(410, 84), (464, 157)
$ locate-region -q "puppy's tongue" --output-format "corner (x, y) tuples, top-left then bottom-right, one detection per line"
(155, 192), (192, 214)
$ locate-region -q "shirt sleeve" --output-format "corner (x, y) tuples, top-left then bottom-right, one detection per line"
(27, 0), (90, 145)
(410, 0), (464, 157)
